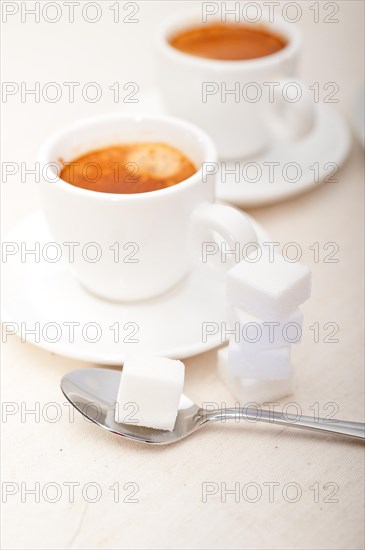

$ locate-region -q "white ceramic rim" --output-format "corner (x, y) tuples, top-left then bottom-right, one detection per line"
(156, 9), (302, 71)
(39, 113), (217, 202)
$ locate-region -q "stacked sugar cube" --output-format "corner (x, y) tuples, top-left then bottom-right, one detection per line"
(218, 251), (311, 403)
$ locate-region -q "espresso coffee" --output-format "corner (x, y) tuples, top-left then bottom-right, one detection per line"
(60, 142), (197, 194)
(169, 22), (287, 61)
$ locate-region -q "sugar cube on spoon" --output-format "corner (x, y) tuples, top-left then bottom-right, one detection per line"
(115, 355), (185, 431)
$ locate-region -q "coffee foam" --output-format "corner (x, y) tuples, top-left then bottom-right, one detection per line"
(125, 143), (185, 180)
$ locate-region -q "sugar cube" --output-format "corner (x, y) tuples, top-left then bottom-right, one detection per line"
(228, 342), (291, 380)
(115, 355), (185, 431)
(226, 307), (303, 349)
(217, 347), (295, 404)
(226, 252), (311, 320)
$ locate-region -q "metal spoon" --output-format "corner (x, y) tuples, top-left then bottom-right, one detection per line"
(61, 368), (365, 445)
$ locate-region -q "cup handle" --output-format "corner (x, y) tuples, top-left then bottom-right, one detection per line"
(265, 78), (316, 141)
(190, 202), (258, 276)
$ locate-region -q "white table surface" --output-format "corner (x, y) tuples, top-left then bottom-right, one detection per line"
(1, 2), (364, 549)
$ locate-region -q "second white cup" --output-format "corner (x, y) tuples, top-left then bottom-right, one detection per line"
(156, 11), (315, 159)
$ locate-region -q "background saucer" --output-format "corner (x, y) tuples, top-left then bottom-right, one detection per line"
(122, 92), (351, 207)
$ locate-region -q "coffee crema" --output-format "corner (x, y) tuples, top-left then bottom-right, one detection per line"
(169, 22), (287, 61)
(60, 142), (197, 194)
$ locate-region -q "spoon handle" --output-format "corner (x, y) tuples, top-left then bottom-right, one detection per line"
(206, 408), (365, 440)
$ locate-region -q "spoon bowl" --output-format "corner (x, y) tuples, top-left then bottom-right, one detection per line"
(61, 368), (203, 444)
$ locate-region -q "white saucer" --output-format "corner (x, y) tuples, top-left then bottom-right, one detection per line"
(123, 92), (351, 207)
(2, 211), (269, 364)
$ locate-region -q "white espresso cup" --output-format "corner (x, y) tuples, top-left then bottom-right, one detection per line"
(156, 11), (315, 159)
(39, 114), (257, 302)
